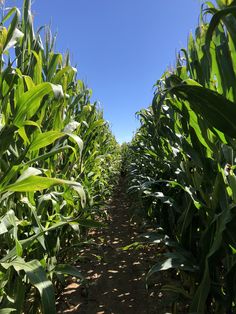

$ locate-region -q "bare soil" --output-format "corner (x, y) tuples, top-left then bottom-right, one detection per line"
(56, 182), (174, 314)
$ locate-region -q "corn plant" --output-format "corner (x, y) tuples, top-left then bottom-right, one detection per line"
(125, 0), (236, 312)
(0, 1), (120, 313)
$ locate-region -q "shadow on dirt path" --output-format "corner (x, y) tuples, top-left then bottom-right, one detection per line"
(57, 180), (172, 314)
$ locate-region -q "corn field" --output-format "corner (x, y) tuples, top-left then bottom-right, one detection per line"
(2, 0), (236, 313)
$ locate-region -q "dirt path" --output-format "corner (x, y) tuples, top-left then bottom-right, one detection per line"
(57, 182), (172, 314)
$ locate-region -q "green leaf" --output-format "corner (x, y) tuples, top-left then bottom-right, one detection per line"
(70, 183), (86, 208)
(228, 174), (236, 202)
(170, 84), (236, 138)
(191, 205), (233, 312)
(52, 66), (76, 84)
(13, 83), (64, 127)
(29, 131), (64, 151)
(16, 167), (42, 182)
(1, 258), (56, 314)
(4, 28), (24, 51)
(66, 133), (83, 152)
(1, 175), (82, 193)
(54, 264), (83, 279)
(47, 53), (62, 81)
(2, 175), (55, 192)
(147, 251), (197, 279)
(3, 8), (22, 51)
(0, 309), (17, 314)
(205, 6), (236, 48)
(0, 221), (70, 262)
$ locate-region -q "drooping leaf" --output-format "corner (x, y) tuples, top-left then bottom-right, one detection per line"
(1, 258), (56, 314)
(54, 264), (83, 279)
(170, 84), (236, 138)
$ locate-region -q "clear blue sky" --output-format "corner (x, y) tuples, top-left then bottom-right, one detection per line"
(6, 0), (202, 143)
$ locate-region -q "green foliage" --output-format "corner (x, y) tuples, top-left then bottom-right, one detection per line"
(125, 1), (236, 312)
(0, 0), (120, 312)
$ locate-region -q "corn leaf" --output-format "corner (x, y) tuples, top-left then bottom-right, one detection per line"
(1, 258), (56, 314)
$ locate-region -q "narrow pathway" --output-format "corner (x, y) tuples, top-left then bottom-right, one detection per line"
(57, 181), (172, 314)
